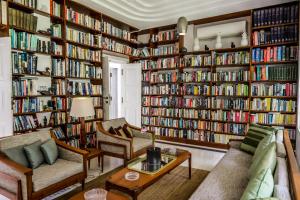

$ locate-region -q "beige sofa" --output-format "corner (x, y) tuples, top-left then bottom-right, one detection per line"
(0, 130), (88, 200)
(189, 130), (300, 200)
(97, 118), (154, 165)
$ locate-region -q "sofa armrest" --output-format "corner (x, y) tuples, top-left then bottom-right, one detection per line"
(96, 131), (132, 159)
(56, 141), (88, 163)
(0, 154), (32, 200)
(0, 172), (22, 200)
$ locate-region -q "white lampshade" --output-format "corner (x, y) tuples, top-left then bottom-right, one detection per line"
(177, 16), (188, 35)
(70, 97), (95, 117)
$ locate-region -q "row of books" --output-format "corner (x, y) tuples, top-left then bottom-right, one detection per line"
(151, 30), (177, 42)
(12, 79), (37, 96)
(182, 84), (210, 96)
(67, 60), (102, 79)
(67, 81), (102, 96)
(14, 115), (37, 132)
(52, 79), (66, 95)
(66, 27), (101, 47)
(143, 84), (180, 95)
(185, 55), (212, 67)
(51, 24), (62, 38)
(8, 8), (37, 32)
(65, 7), (101, 30)
(252, 46), (298, 63)
(92, 97), (102, 107)
(212, 70), (249, 82)
(52, 58), (65, 77)
(51, 0), (61, 17)
(251, 83), (297, 97)
(251, 64), (297, 81)
(250, 98), (296, 112)
(66, 44), (101, 62)
(181, 71), (211, 82)
(101, 37), (139, 56)
(213, 51), (250, 65)
(252, 25), (298, 45)
(51, 127), (65, 139)
(143, 96), (210, 108)
(13, 98), (47, 113)
(10, 29), (37, 51)
(142, 107), (210, 119)
(149, 71), (178, 83)
(51, 112), (66, 126)
(102, 21), (131, 41)
(211, 110), (249, 123)
(12, 52), (37, 74)
(151, 44), (179, 56)
(250, 113), (296, 125)
(68, 139), (80, 148)
(12, 0), (36, 8)
(211, 97), (249, 110)
(142, 117), (210, 130)
(95, 108), (103, 119)
(141, 58), (180, 70)
(211, 84), (249, 96)
(253, 4), (299, 27)
(52, 97), (66, 110)
(211, 122), (247, 134)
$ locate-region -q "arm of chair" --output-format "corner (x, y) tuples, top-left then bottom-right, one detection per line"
(128, 124), (155, 143)
(0, 154), (32, 200)
(56, 140), (88, 163)
(0, 172), (22, 200)
(96, 131), (132, 159)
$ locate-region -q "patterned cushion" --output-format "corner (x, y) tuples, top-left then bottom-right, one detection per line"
(241, 168), (274, 200)
(240, 124), (276, 154)
(108, 127), (118, 135)
(102, 118), (127, 131)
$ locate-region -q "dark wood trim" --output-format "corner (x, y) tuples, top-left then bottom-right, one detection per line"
(0, 154), (33, 175)
(0, 172), (22, 200)
(56, 140), (89, 156)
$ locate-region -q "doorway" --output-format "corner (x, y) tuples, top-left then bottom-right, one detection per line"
(108, 61), (122, 119)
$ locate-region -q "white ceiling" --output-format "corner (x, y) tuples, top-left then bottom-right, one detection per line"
(76, 0), (293, 30)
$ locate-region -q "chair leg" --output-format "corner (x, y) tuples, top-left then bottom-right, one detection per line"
(81, 180), (85, 191)
(123, 158), (127, 167)
(101, 155), (104, 173)
(88, 160), (90, 169)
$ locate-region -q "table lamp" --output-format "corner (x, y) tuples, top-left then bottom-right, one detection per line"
(70, 97), (95, 149)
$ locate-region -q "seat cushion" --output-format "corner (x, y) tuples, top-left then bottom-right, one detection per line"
(132, 137), (152, 152)
(189, 148), (252, 200)
(32, 159), (83, 192)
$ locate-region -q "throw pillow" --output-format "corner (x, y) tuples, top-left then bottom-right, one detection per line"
(241, 168), (274, 200)
(123, 124), (133, 138)
(240, 124), (276, 154)
(249, 142), (276, 179)
(41, 139), (58, 165)
(108, 127), (118, 135)
(115, 126), (127, 138)
(252, 134), (275, 162)
(273, 185), (292, 200)
(2, 145), (29, 167)
(276, 142), (286, 158)
(23, 140), (44, 169)
(274, 157), (289, 187)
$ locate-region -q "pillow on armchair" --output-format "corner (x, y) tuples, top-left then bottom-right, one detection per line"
(41, 139), (58, 165)
(2, 145), (30, 167)
(24, 140), (44, 169)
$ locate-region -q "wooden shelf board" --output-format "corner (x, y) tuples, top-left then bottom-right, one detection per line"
(251, 96), (297, 99)
(250, 110), (296, 114)
(101, 32), (135, 45)
(252, 60), (298, 65)
(213, 46), (250, 52)
(66, 40), (101, 50)
(211, 119), (248, 124)
(252, 22), (299, 30)
(213, 63), (250, 67)
(252, 41), (298, 48)
(13, 110), (52, 116)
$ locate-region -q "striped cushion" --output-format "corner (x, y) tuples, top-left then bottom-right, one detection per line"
(240, 124), (276, 154)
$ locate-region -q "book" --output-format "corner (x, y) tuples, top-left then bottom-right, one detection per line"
(8, 8), (37, 32)
(1, 0), (7, 25)
(14, 115), (37, 132)
(66, 27), (101, 47)
(51, 58), (65, 77)
(102, 20), (131, 41)
(251, 98), (296, 112)
(213, 51), (250, 65)
(211, 97), (249, 110)
(11, 52), (38, 74)
(252, 46), (299, 63)
(251, 83), (297, 96)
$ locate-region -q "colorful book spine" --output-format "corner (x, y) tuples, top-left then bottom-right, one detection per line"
(211, 122), (247, 135)
(211, 97), (249, 110)
(211, 84), (249, 96)
(10, 29), (38, 51)
(12, 79), (38, 96)
(52, 79), (66, 95)
(251, 98), (296, 112)
(102, 21), (131, 41)
(211, 110), (249, 123)
(212, 70), (249, 81)
(183, 55), (212, 67)
(67, 44), (101, 62)
(14, 115), (37, 132)
(51, 58), (65, 77)
(11, 52), (38, 74)
(252, 46), (299, 63)
(66, 27), (101, 47)
(101, 37), (139, 56)
(51, 24), (62, 38)
(13, 98), (47, 113)
(181, 70), (211, 82)
(251, 83), (297, 96)
(251, 64), (297, 81)
(52, 112), (66, 126)
(214, 51), (250, 65)
(65, 7), (101, 30)
(250, 113), (296, 125)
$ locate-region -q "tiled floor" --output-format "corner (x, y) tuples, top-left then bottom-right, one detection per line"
(91, 141), (226, 172)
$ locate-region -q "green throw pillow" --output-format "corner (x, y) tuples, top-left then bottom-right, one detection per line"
(2, 145), (29, 167)
(240, 124), (276, 154)
(249, 142), (276, 179)
(241, 168), (274, 200)
(24, 140), (44, 169)
(252, 134), (275, 162)
(41, 139), (58, 165)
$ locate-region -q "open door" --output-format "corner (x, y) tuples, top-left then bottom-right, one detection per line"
(121, 63), (141, 127)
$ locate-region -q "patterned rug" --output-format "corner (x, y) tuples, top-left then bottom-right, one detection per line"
(52, 166), (209, 200)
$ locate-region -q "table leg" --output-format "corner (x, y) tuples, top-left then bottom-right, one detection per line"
(188, 154), (192, 179)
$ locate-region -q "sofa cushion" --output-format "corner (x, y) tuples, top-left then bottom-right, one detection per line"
(132, 137), (152, 152)
(249, 142), (276, 179)
(2, 145), (29, 167)
(241, 168), (274, 200)
(240, 124), (276, 154)
(276, 142), (286, 158)
(274, 157), (289, 187)
(41, 139), (58, 165)
(189, 148), (252, 200)
(24, 140), (44, 169)
(273, 185), (291, 200)
(252, 134), (275, 162)
(32, 159), (83, 192)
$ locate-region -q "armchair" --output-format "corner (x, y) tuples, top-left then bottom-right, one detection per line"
(96, 118), (154, 166)
(0, 130), (88, 200)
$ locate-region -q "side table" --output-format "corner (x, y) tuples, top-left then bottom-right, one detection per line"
(86, 148), (103, 172)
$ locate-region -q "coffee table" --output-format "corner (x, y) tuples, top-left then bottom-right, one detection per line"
(105, 149), (191, 200)
(69, 188), (129, 200)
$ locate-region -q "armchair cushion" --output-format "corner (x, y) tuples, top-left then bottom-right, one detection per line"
(108, 127), (119, 136)
(32, 159), (83, 192)
(123, 124), (133, 138)
(24, 140), (44, 169)
(115, 126), (127, 138)
(132, 137), (152, 152)
(41, 139), (58, 165)
(2, 145), (29, 167)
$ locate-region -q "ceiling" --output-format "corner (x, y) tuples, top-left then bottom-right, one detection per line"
(76, 0), (293, 30)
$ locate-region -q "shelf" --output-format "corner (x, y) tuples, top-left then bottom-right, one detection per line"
(143, 94), (182, 97)
(212, 81), (249, 84)
(10, 25), (35, 34)
(211, 119), (248, 124)
(101, 32), (135, 45)
(181, 81), (211, 84)
(211, 95), (249, 98)
(66, 40), (102, 50)
(67, 77), (91, 80)
(13, 110), (52, 116)
(149, 124), (210, 131)
(13, 95), (52, 98)
(142, 68), (178, 72)
(213, 46), (250, 52)
(252, 60), (298, 65)
(66, 20), (101, 34)
(143, 105), (211, 110)
(12, 73), (51, 78)
(66, 57), (102, 64)
(211, 108), (249, 112)
(252, 41), (298, 48)
(182, 65), (212, 69)
(8, 1), (34, 13)
(250, 110), (296, 114)
(34, 9), (50, 17)
(102, 49), (138, 58)
(251, 80), (297, 83)
(213, 63), (250, 67)
(142, 114), (210, 121)
(185, 50), (211, 55)
(251, 96), (297, 99)
(153, 39), (179, 46)
(256, 123), (296, 128)
(252, 22), (299, 30)
(211, 131), (246, 136)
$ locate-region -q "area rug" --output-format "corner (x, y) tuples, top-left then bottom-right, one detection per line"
(55, 166), (209, 200)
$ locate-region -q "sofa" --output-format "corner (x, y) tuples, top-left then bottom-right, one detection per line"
(97, 118), (154, 166)
(189, 127), (300, 200)
(0, 130), (88, 200)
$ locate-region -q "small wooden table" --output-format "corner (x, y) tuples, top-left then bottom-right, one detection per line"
(69, 188), (129, 200)
(105, 149), (191, 200)
(86, 148), (103, 172)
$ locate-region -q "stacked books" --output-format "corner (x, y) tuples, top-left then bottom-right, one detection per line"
(10, 29), (38, 51)
(211, 122), (247, 135)
(143, 84), (180, 95)
(52, 79), (66, 95)
(181, 70), (211, 82)
(52, 112), (66, 126)
(211, 84), (249, 96)
(212, 70), (249, 81)
(211, 110), (249, 123)
(66, 27), (101, 47)
(182, 84), (210, 96)
(51, 1), (61, 17)
(214, 51), (250, 65)
(250, 113), (296, 125)
(13, 98), (46, 113)
(67, 44), (101, 62)
(151, 44), (179, 56)
(150, 71), (178, 83)
(251, 98), (296, 112)
(184, 55), (212, 67)
(52, 127), (65, 139)
(12, 79), (38, 96)
(52, 97), (66, 110)
(211, 97), (249, 110)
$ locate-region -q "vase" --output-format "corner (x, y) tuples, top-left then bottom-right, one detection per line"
(193, 38), (200, 51)
(215, 33), (222, 49)
(241, 32), (248, 46)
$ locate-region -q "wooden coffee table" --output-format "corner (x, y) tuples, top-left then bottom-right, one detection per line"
(105, 149), (191, 200)
(69, 188), (129, 200)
